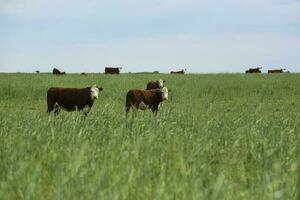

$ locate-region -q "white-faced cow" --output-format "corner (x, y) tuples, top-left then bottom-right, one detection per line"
(47, 85), (103, 115)
(125, 86), (169, 115)
(146, 79), (165, 90)
(53, 68), (66, 75)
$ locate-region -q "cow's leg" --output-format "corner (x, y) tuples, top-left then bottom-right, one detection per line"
(83, 106), (91, 116)
(125, 106), (131, 115)
(151, 105), (159, 115)
(53, 103), (60, 115)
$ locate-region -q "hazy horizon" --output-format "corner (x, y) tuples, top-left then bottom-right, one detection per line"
(1, 0), (300, 73)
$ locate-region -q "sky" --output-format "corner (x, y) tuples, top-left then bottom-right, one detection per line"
(0, 0), (300, 73)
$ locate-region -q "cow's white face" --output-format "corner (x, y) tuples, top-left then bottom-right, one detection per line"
(157, 79), (165, 88)
(90, 85), (100, 100)
(160, 86), (168, 100)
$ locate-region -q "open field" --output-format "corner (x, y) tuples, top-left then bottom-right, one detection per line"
(0, 73), (300, 199)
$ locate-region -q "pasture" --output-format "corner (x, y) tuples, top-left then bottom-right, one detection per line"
(0, 73), (299, 199)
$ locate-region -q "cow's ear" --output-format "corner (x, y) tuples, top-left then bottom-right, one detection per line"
(98, 87), (103, 91)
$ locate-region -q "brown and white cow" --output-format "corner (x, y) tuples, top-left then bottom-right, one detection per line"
(125, 86), (169, 114)
(53, 68), (66, 75)
(146, 79), (165, 90)
(47, 85), (103, 115)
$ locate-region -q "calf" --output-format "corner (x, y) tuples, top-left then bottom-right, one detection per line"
(146, 79), (165, 90)
(47, 85), (103, 115)
(125, 86), (169, 114)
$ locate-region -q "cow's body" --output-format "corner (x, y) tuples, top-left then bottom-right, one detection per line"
(47, 85), (103, 115)
(146, 79), (165, 90)
(268, 69), (285, 73)
(125, 87), (168, 114)
(53, 68), (66, 75)
(245, 67), (262, 74)
(105, 67), (121, 74)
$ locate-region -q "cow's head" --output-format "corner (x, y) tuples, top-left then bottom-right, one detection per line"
(160, 86), (169, 101)
(89, 85), (103, 100)
(156, 79), (165, 89)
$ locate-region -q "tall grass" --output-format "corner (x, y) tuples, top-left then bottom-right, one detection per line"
(0, 73), (299, 199)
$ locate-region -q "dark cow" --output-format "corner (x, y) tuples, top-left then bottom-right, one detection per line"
(125, 87), (169, 114)
(105, 67), (122, 74)
(47, 85), (103, 115)
(268, 69), (285, 73)
(35, 70), (40, 74)
(171, 69), (186, 74)
(146, 79), (165, 90)
(81, 72), (86, 75)
(53, 68), (66, 75)
(245, 67), (262, 74)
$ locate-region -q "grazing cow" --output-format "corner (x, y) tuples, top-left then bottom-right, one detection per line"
(125, 86), (169, 114)
(171, 69), (186, 74)
(47, 85), (103, 115)
(81, 72), (86, 75)
(268, 69), (285, 73)
(146, 79), (165, 90)
(35, 70), (40, 74)
(52, 68), (66, 75)
(105, 67), (122, 74)
(245, 67), (262, 74)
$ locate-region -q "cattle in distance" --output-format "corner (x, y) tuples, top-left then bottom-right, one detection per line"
(35, 70), (40, 74)
(52, 68), (66, 75)
(268, 69), (286, 73)
(125, 86), (169, 115)
(170, 69), (186, 74)
(105, 67), (122, 74)
(146, 79), (165, 90)
(245, 67), (262, 74)
(47, 85), (103, 115)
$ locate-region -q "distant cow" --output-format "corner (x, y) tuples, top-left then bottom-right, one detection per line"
(47, 85), (103, 115)
(53, 68), (66, 75)
(81, 72), (86, 75)
(105, 67), (122, 74)
(146, 79), (165, 90)
(125, 87), (169, 114)
(268, 69), (285, 73)
(171, 69), (186, 74)
(35, 70), (40, 74)
(245, 67), (262, 74)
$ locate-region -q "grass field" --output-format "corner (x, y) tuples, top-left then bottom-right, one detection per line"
(0, 73), (300, 199)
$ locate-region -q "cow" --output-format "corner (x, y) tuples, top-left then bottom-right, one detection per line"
(146, 79), (165, 90)
(268, 69), (285, 73)
(47, 85), (103, 115)
(125, 86), (169, 115)
(171, 69), (186, 74)
(35, 70), (40, 74)
(245, 67), (262, 74)
(105, 67), (122, 74)
(81, 72), (86, 75)
(53, 68), (66, 75)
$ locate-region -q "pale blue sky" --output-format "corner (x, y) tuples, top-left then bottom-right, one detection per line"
(1, 0), (299, 73)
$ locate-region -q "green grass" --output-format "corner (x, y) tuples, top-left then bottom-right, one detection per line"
(0, 73), (300, 199)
